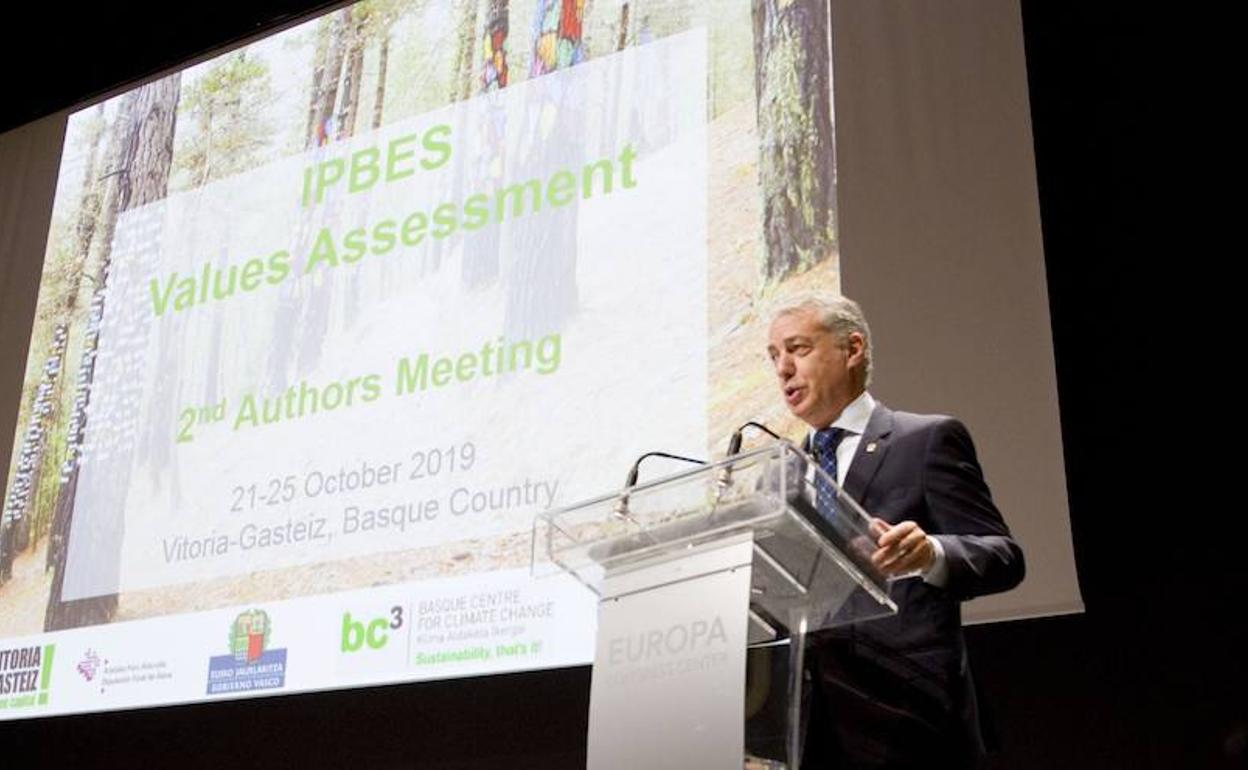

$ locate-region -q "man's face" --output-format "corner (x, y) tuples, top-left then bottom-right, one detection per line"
(767, 309), (865, 429)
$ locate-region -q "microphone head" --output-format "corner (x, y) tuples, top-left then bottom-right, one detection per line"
(614, 461), (642, 518)
(624, 463), (641, 489)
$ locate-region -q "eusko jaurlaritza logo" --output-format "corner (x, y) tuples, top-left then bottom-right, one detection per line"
(205, 609), (287, 695)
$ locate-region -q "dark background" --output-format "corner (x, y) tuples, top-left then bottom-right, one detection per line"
(2, 3), (1238, 768)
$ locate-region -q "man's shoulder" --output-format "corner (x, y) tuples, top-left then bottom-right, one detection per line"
(875, 406), (981, 465)
(876, 404), (964, 436)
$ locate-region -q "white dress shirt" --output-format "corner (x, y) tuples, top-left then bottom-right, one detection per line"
(810, 391), (949, 587)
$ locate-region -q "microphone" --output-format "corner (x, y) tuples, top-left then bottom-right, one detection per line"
(717, 421), (786, 490)
(613, 451), (707, 519)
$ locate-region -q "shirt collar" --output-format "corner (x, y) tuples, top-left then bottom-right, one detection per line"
(826, 390), (876, 436)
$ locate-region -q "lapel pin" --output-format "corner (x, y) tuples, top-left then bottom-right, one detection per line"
(866, 442), (878, 454)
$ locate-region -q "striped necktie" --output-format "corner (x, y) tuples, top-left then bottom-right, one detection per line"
(812, 427), (846, 522)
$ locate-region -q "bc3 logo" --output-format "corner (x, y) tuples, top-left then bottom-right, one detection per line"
(340, 607), (403, 652)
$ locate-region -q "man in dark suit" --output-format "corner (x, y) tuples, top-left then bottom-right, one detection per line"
(765, 295), (1025, 769)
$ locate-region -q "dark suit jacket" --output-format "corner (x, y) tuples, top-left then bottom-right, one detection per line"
(801, 403), (1025, 769)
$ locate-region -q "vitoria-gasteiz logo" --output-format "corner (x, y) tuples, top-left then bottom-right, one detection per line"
(0, 643), (55, 710)
(206, 609), (287, 695)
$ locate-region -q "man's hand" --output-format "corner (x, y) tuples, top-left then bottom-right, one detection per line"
(869, 518), (934, 576)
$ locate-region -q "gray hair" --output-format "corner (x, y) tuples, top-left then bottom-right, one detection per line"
(771, 294), (873, 387)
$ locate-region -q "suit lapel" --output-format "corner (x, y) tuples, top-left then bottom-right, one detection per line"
(842, 403), (895, 503)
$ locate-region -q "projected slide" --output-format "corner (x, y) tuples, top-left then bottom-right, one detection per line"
(1, 0), (837, 719)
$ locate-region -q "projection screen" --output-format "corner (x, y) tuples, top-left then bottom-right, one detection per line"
(0, 0), (1078, 721)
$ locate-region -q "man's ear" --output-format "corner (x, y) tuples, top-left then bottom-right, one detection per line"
(845, 331), (866, 368)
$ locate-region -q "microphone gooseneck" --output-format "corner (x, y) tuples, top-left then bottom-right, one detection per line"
(613, 451), (707, 519)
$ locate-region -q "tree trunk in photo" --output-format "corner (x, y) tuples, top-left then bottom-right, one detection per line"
(20, 328), (69, 550)
(425, 0), (483, 282)
(12, 332), (69, 543)
(44, 74), (181, 632)
(617, 3), (630, 51)
(451, 0), (481, 102)
(271, 14), (339, 393)
(502, 0), (585, 339)
(308, 11), (350, 148)
(198, 99), (216, 187)
(272, 7), (352, 387)
(305, 20), (331, 142)
(124, 77), (181, 208)
(461, 0), (507, 290)
(0, 325), (69, 582)
(372, 31), (391, 130)
(363, 0), (403, 131)
(338, 8), (379, 331)
(44, 109), (120, 574)
(0, 103), (108, 579)
(338, 9), (368, 141)
(298, 7), (350, 371)
(599, 2), (629, 152)
(751, 0), (836, 283)
(71, 104), (110, 307)
(132, 76), (183, 490)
